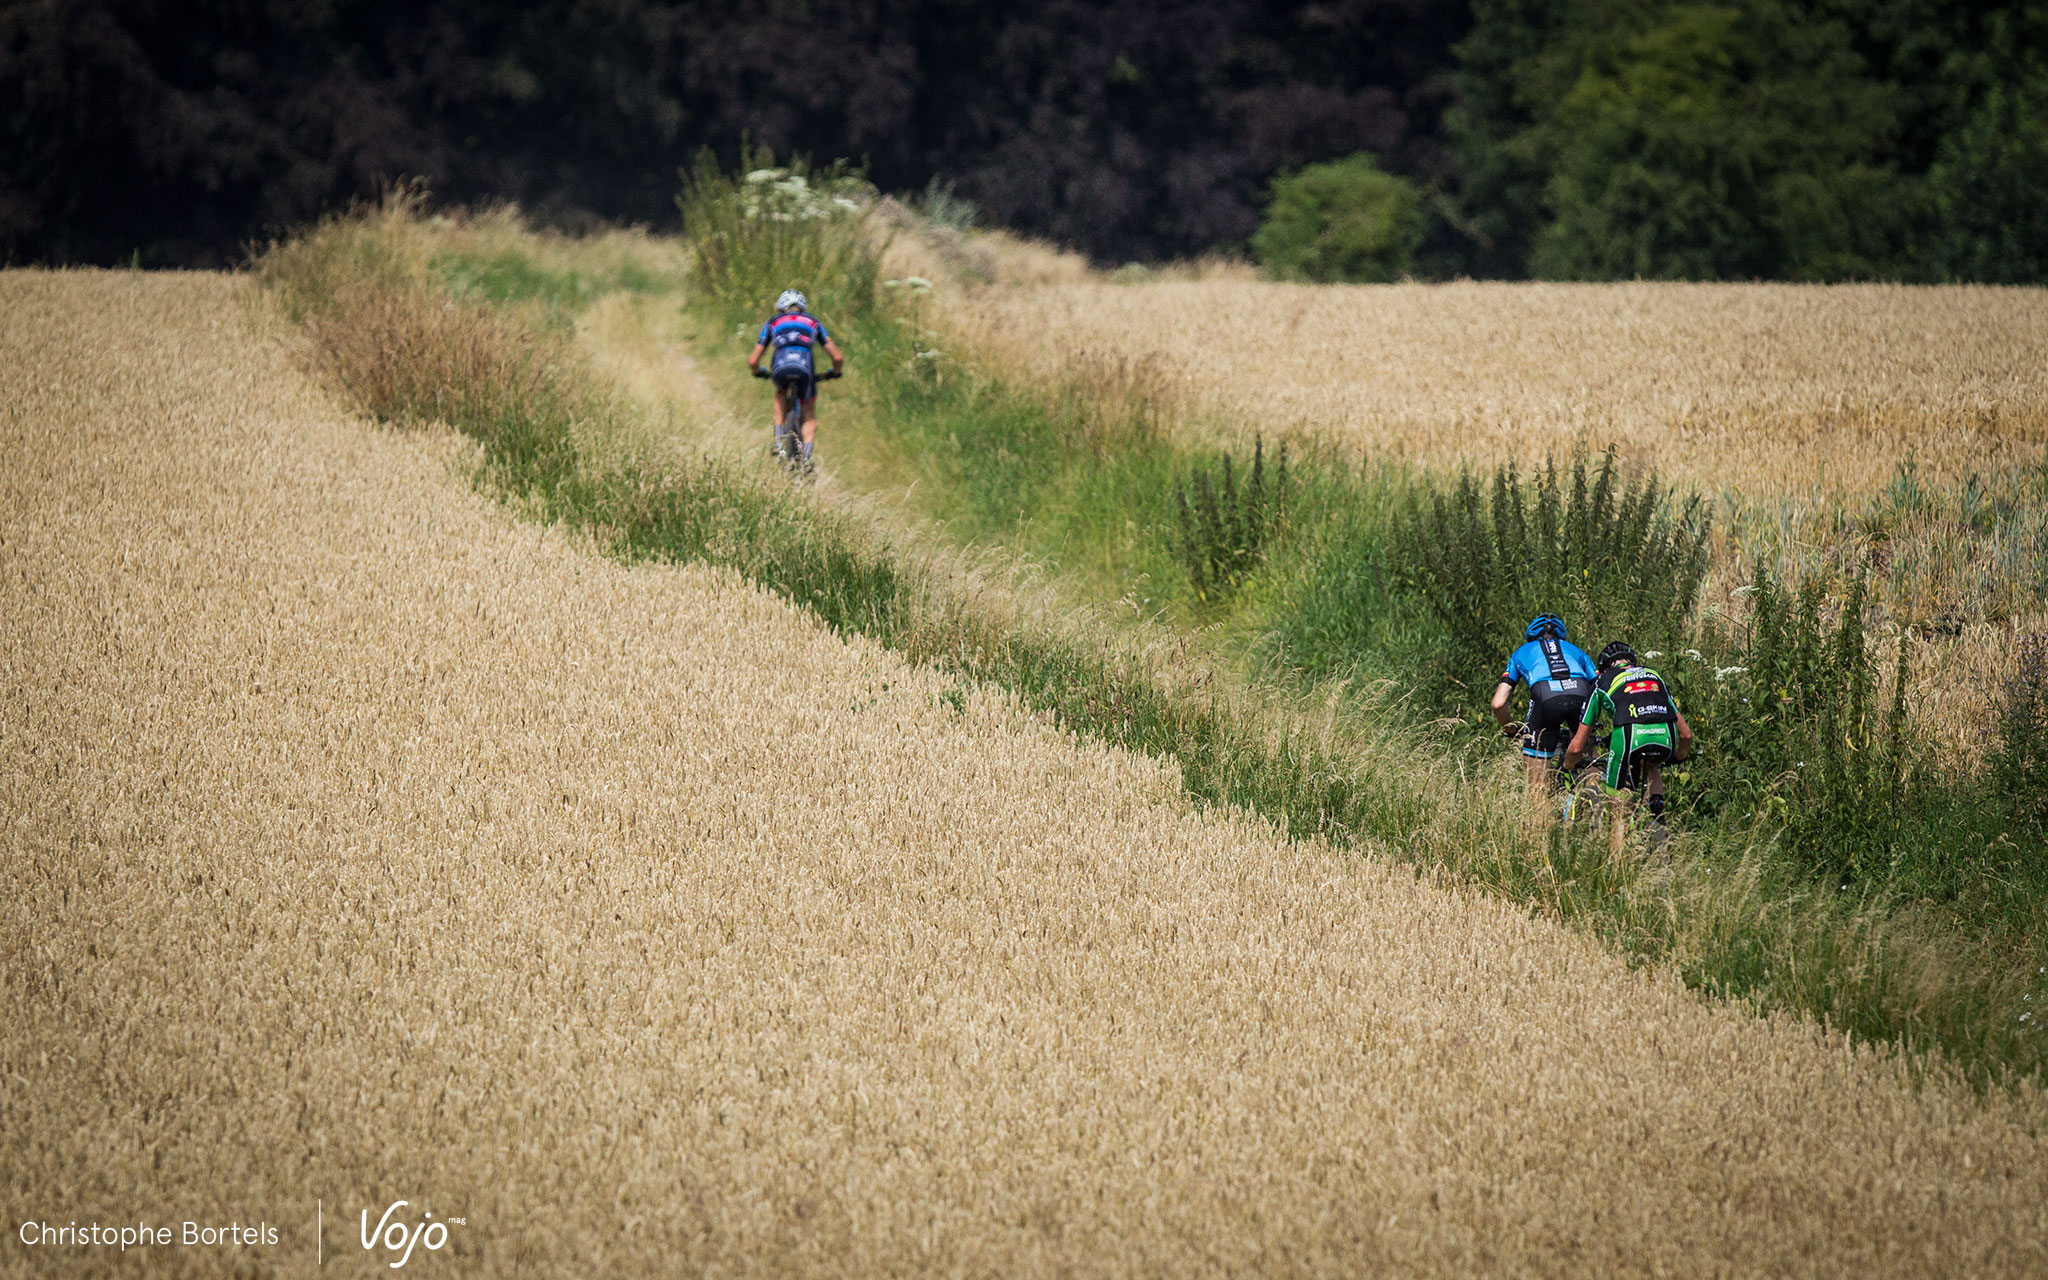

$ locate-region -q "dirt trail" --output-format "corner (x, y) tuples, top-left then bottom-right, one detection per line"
(576, 291), (753, 466)
(4, 271), (2046, 1278)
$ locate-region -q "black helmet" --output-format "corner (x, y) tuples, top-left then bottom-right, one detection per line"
(1598, 640), (1637, 671)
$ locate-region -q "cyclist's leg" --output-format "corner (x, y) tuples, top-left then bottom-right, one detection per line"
(1642, 761), (1668, 821)
(1521, 695), (1565, 816)
(800, 392), (820, 447)
(1606, 728), (1640, 858)
(773, 385), (799, 460)
(1521, 750), (1555, 829)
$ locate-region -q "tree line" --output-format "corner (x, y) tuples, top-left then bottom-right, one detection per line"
(2, 0), (2040, 279)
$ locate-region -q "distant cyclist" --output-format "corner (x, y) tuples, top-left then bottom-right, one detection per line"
(1561, 640), (1694, 855)
(746, 289), (845, 472)
(1493, 613), (1599, 805)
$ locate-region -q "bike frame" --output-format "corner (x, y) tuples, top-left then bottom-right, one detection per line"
(755, 365), (839, 478)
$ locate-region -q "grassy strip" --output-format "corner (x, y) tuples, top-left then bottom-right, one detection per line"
(258, 201), (2045, 1088)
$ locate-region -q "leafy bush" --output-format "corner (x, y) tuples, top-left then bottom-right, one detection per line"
(1173, 438), (1288, 601)
(1250, 154), (1426, 283)
(676, 147), (882, 323)
(1392, 449), (1710, 688)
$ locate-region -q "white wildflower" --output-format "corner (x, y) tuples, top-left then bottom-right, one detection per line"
(1715, 665), (1747, 680)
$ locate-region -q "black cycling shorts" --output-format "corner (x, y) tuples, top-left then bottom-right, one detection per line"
(1522, 680), (1590, 759)
(772, 369), (816, 403)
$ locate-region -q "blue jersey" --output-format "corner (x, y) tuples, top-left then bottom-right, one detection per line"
(758, 312), (830, 377)
(1501, 636), (1598, 692)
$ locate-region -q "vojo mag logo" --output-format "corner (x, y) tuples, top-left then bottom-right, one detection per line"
(358, 1200), (464, 1269)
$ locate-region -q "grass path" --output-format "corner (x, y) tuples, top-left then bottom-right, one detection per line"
(5, 271), (2048, 1277)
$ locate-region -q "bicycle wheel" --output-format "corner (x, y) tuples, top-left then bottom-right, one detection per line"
(774, 401), (803, 475)
(1557, 756), (1608, 826)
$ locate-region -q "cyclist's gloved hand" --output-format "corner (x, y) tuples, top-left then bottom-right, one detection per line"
(752, 368), (770, 379)
(1501, 721), (1526, 740)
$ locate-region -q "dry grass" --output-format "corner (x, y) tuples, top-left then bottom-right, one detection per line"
(955, 279), (2048, 498)
(8, 270), (2048, 1277)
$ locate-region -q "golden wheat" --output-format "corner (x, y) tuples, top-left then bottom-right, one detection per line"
(954, 279), (2048, 497)
(5, 270), (2048, 1278)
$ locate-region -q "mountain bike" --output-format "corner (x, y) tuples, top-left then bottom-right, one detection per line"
(754, 366), (840, 480)
(1557, 751), (1675, 851)
(1556, 752), (1610, 826)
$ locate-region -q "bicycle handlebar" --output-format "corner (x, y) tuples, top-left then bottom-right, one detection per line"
(753, 368), (843, 381)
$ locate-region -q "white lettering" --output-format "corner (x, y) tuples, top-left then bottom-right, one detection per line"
(364, 1202), (405, 1251)
(361, 1202), (455, 1269)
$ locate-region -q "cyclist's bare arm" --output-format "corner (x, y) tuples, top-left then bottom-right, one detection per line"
(1490, 679), (1516, 730)
(747, 342), (767, 373)
(1673, 709), (1694, 762)
(1560, 722), (1595, 771)
(822, 337), (845, 370)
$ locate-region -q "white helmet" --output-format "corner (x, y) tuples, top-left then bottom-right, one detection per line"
(775, 289), (807, 313)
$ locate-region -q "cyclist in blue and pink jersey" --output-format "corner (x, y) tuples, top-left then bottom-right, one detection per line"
(1491, 612), (1599, 809)
(746, 289), (845, 470)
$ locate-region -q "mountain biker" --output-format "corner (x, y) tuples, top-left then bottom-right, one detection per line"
(1493, 613), (1599, 804)
(1561, 640), (1694, 855)
(747, 289), (845, 472)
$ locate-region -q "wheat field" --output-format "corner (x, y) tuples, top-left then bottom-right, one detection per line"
(956, 279), (2048, 498)
(6, 271), (2048, 1277)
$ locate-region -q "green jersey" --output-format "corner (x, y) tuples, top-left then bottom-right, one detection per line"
(1581, 666), (1679, 791)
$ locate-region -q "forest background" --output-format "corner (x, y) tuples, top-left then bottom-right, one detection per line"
(5, 0), (2044, 281)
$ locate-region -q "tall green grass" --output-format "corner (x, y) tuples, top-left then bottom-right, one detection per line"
(259, 195), (2048, 1089)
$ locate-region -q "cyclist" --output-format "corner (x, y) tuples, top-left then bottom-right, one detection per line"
(1493, 613), (1599, 805)
(746, 289), (845, 472)
(1561, 640), (1694, 855)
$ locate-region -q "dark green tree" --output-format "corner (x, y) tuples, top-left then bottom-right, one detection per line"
(1534, 3), (1906, 279)
(1448, 0), (2048, 281)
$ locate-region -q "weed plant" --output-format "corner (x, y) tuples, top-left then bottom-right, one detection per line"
(1394, 450), (1711, 695)
(1990, 632), (2048, 834)
(1173, 438), (1288, 602)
